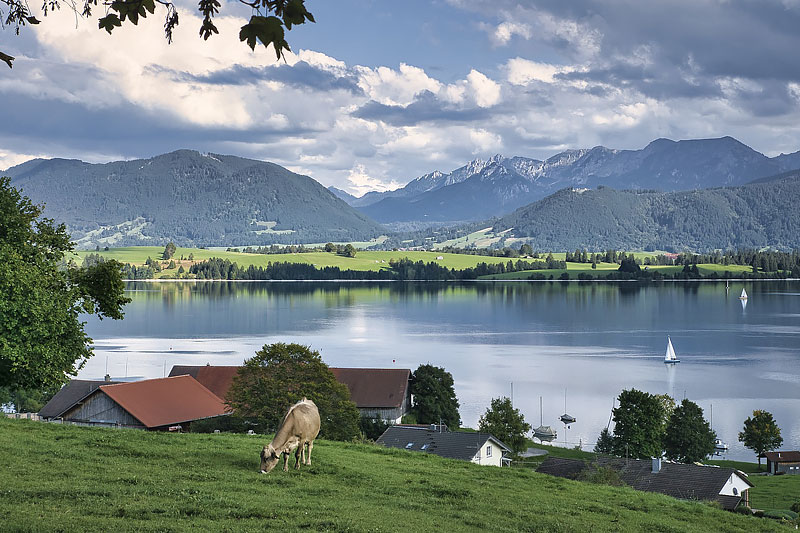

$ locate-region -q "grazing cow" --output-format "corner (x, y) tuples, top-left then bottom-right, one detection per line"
(260, 398), (320, 474)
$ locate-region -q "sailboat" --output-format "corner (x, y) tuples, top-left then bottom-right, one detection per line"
(559, 389), (576, 425)
(710, 404), (729, 454)
(664, 336), (680, 364)
(739, 288), (748, 300)
(533, 396), (557, 441)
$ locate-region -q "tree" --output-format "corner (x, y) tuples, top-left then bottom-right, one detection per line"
(477, 396), (531, 454)
(663, 399), (716, 463)
(409, 364), (461, 428)
(1, 0), (314, 69)
(594, 427), (614, 454)
(225, 342), (360, 441)
(0, 177), (130, 391)
(340, 244), (357, 258)
(739, 410), (783, 469)
(610, 388), (666, 459)
(162, 242), (177, 260)
(324, 242), (336, 253)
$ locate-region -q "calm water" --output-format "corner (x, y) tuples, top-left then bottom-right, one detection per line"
(82, 280), (800, 461)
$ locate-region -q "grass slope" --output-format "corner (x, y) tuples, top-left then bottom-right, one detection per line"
(0, 419), (781, 532)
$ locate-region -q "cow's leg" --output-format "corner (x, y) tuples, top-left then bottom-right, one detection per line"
(294, 446), (302, 469)
(306, 440), (314, 465)
(282, 452), (289, 472)
(299, 440), (306, 465)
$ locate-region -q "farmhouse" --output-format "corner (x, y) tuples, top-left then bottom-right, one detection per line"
(537, 456), (752, 510)
(764, 451), (800, 475)
(58, 375), (229, 430)
(168, 365), (412, 423)
(376, 425), (511, 467)
(330, 368), (411, 423)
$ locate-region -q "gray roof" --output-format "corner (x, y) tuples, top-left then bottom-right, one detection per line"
(376, 425), (510, 461)
(537, 456), (752, 511)
(39, 379), (119, 418)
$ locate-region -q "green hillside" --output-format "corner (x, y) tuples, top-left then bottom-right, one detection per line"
(5, 150), (384, 248)
(0, 418), (779, 532)
(492, 172), (800, 252)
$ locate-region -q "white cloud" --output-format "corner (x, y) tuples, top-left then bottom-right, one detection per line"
(505, 57), (575, 85)
(346, 164), (401, 196)
(466, 69), (501, 107)
(355, 63), (441, 106)
(491, 21), (532, 46)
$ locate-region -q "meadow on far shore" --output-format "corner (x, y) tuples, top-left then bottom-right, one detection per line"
(73, 246), (757, 281)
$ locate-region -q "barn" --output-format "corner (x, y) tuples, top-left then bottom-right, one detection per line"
(59, 375), (229, 430)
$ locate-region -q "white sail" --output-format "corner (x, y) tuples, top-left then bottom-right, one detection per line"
(740, 288), (748, 300)
(664, 336), (679, 363)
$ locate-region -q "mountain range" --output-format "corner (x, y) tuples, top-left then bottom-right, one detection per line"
(490, 170), (800, 252)
(331, 137), (800, 225)
(4, 150), (383, 247)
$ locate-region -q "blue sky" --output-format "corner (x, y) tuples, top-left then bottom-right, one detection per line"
(3, 0), (800, 194)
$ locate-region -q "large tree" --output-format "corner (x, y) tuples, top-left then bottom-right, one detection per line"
(225, 342), (360, 441)
(739, 410), (783, 469)
(663, 399), (716, 463)
(409, 364), (461, 428)
(478, 396), (531, 454)
(0, 177), (129, 391)
(1, 0), (314, 69)
(610, 388), (666, 459)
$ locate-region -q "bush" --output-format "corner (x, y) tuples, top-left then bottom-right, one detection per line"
(577, 465), (625, 487)
(190, 415), (266, 434)
(359, 417), (391, 441)
(763, 510), (798, 521)
(733, 504), (752, 515)
(790, 501), (800, 513)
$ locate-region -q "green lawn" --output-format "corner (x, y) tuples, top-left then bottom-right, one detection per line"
(0, 418), (781, 532)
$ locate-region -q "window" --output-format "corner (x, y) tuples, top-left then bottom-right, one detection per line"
(421, 444), (429, 450)
(486, 445), (492, 457)
(405, 442), (414, 449)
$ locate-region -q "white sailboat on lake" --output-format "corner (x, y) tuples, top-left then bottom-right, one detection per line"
(664, 336), (680, 364)
(739, 288), (748, 300)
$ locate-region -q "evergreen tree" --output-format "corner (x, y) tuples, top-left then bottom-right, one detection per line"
(611, 388), (665, 459)
(594, 427), (614, 454)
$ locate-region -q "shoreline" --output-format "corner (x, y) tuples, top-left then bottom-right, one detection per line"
(123, 277), (800, 283)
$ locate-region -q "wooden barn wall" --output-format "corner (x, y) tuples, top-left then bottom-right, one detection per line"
(61, 392), (145, 428)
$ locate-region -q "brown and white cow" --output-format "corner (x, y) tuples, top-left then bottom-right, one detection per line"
(260, 398), (320, 474)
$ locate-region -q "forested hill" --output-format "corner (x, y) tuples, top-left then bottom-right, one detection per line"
(4, 151), (384, 248)
(492, 171), (800, 252)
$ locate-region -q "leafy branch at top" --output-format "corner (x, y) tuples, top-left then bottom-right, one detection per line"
(1, 0), (313, 68)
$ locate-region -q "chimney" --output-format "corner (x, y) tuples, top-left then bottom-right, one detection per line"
(652, 457), (662, 473)
(104, 374), (112, 382)
(429, 424), (437, 432)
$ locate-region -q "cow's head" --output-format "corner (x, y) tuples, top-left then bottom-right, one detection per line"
(260, 445), (280, 474)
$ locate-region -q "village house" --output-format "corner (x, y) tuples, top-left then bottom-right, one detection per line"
(764, 451), (800, 475)
(57, 375), (229, 430)
(39, 376), (120, 421)
(537, 456), (753, 511)
(376, 425), (511, 467)
(169, 365), (412, 423)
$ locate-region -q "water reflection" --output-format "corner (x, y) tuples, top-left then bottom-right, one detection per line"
(82, 280), (800, 460)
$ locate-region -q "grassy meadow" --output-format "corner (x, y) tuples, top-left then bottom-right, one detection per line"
(0, 418), (784, 532)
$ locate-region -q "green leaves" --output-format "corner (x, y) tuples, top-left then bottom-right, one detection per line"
(282, 0), (314, 29)
(98, 14), (122, 35)
(239, 16), (289, 58)
(0, 51), (14, 69)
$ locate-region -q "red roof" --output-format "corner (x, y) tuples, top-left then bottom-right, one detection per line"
(168, 365), (240, 401)
(765, 451), (800, 463)
(100, 375), (229, 428)
(329, 368), (410, 408)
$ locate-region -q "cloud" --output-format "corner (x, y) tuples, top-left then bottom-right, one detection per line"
(490, 21), (532, 46)
(346, 164), (401, 196)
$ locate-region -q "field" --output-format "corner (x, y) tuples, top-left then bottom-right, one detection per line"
(0, 418), (782, 532)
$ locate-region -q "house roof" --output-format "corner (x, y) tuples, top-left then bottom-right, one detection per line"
(329, 368), (410, 408)
(537, 456), (752, 511)
(764, 451), (800, 463)
(168, 365), (240, 401)
(376, 425), (510, 461)
(99, 375), (229, 428)
(39, 379), (120, 418)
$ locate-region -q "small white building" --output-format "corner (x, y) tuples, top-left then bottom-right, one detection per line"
(376, 425), (512, 467)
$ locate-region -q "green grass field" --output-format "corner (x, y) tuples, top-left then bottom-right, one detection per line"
(0, 418), (782, 532)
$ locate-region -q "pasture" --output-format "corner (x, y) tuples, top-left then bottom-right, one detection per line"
(0, 418), (782, 532)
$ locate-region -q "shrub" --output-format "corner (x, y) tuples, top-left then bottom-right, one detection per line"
(763, 510), (798, 521)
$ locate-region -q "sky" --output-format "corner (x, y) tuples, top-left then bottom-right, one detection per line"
(3, 0), (800, 195)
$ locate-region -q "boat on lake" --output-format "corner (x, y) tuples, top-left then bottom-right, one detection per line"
(714, 438), (729, 454)
(664, 336), (680, 364)
(739, 288), (748, 300)
(534, 396), (557, 441)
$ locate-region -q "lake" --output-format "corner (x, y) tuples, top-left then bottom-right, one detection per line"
(81, 280), (800, 461)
